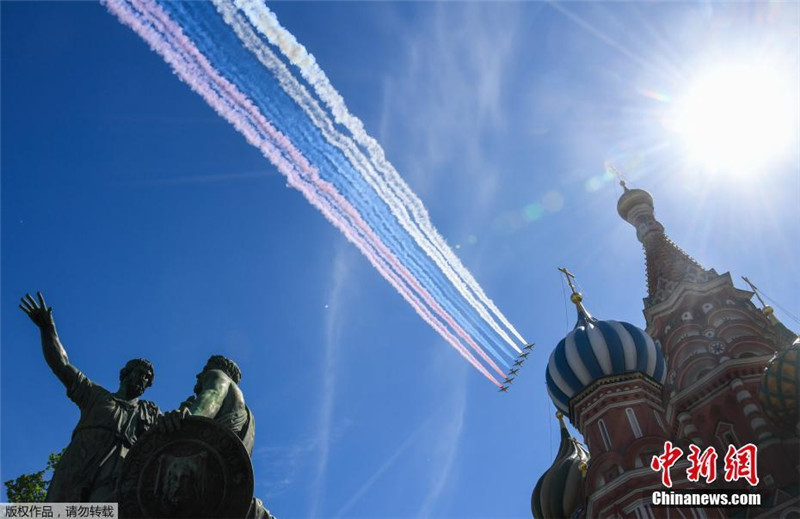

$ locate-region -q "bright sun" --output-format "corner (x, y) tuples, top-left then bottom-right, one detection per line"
(673, 62), (796, 174)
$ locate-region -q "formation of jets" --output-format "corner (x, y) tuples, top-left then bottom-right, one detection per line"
(498, 343), (534, 393)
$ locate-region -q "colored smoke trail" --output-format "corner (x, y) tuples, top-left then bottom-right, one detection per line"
(103, 0), (526, 384)
(234, 0), (527, 352)
(106, 0), (503, 384)
(205, 0), (517, 367)
(147, 0), (508, 373)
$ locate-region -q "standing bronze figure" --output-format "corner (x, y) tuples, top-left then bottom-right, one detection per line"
(178, 355), (255, 455)
(120, 355), (272, 518)
(20, 293), (161, 502)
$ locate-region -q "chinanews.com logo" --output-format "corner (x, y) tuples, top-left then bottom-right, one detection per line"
(649, 441), (762, 507)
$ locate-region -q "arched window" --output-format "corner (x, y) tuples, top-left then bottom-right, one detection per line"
(598, 419), (612, 451)
(626, 408), (643, 438)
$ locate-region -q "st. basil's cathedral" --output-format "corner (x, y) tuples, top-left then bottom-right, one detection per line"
(532, 185), (800, 518)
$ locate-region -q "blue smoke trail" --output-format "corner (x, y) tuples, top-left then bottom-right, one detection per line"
(106, 0), (527, 382)
(162, 2), (514, 370)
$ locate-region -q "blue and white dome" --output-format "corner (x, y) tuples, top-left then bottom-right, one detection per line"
(546, 295), (666, 417)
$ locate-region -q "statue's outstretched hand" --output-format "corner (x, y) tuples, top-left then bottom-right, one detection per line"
(20, 292), (55, 330)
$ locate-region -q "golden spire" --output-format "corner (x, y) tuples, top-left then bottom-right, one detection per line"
(605, 161), (629, 192)
(559, 267), (592, 320)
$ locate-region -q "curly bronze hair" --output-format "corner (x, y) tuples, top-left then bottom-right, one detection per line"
(119, 358), (155, 388)
(204, 355), (242, 384)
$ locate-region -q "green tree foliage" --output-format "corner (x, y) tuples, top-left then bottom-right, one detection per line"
(4, 450), (63, 503)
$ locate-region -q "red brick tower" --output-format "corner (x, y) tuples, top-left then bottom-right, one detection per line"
(539, 271), (726, 518)
(533, 185), (799, 518)
(617, 184), (799, 515)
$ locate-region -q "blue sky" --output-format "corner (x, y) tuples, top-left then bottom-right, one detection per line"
(2, 1), (799, 518)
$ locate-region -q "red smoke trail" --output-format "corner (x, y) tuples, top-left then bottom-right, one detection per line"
(120, 0), (507, 378)
(105, 0), (504, 384)
(240, 1), (527, 350)
(210, 1), (519, 366)
(121, 0), (506, 380)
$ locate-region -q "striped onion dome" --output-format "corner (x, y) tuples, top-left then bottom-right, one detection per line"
(532, 412), (589, 519)
(546, 292), (666, 417)
(760, 338), (800, 435)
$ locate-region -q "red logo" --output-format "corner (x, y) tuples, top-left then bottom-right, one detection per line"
(651, 442), (759, 487)
(724, 444), (759, 486)
(686, 445), (718, 483)
(650, 441), (684, 488)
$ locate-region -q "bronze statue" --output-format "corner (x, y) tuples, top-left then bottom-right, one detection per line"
(157, 355), (273, 519)
(19, 293), (161, 502)
(169, 355), (255, 455)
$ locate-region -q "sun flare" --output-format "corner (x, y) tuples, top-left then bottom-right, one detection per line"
(673, 62), (796, 174)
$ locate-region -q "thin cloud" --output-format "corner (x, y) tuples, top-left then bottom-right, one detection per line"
(252, 245), (352, 504)
(308, 244), (351, 518)
(417, 365), (468, 519)
(252, 441), (317, 500)
(330, 369), (467, 519)
(380, 2), (527, 210)
(252, 417), (352, 501)
(332, 421), (430, 519)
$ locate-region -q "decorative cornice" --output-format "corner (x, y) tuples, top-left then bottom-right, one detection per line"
(644, 273), (737, 332)
(587, 461), (696, 516)
(570, 372), (664, 430)
(669, 355), (772, 427)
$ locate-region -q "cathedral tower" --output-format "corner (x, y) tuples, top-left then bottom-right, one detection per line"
(617, 184), (800, 512)
(545, 274), (688, 518)
(533, 185), (799, 518)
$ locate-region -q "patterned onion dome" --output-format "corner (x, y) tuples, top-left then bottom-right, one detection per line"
(546, 292), (666, 417)
(532, 412), (589, 519)
(760, 338), (800, 434)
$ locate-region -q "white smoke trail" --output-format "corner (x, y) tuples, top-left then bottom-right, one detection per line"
(210, 0), (517, 366)
(235, 0), (527, 352)
(107, 0), (503, 384)
(240, 0), (526, 351)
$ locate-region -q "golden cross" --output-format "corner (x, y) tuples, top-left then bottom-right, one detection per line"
(558, 267), (578, 296)
(605, 161), (628, 191)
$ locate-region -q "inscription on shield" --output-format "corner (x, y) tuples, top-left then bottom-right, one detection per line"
(118, 416), (253, 518)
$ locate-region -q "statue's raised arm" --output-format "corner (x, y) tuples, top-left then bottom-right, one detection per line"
(19, 292), (160, 502)
(19, 292), (80, 388)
